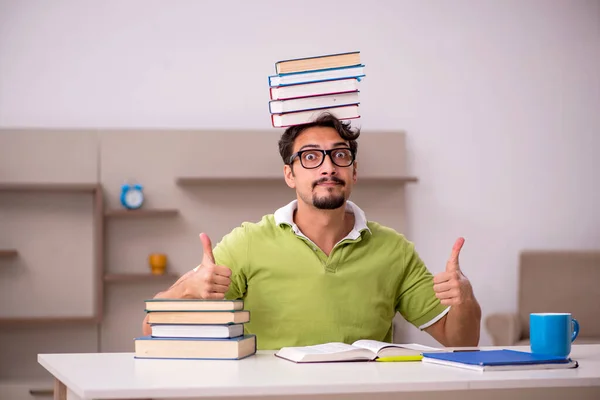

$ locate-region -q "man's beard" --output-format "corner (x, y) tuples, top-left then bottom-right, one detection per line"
(311, 176), (346, 210)
(313, 192), (345, 210)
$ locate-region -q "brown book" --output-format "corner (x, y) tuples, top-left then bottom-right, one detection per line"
(275, 51), (361, 74)
(147, 310), (250, 325)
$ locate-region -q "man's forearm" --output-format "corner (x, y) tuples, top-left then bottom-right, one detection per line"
(141, 273), (192, 335)
(444, 299), (482, 347)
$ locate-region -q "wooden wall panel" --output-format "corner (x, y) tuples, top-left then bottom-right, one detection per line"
(0, 128), (414, 371)
(0, 130), (98, 184)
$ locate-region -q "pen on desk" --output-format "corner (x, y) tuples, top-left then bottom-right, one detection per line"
(451, 348), (481, 352)
(376, 355), (423, 362)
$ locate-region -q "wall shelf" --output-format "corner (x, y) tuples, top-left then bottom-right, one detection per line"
(0, 249), (18, 257)
(28, 389), (54, 396)
(357, 176), (419, 183)
(0, 316), (99, 326)
(104, 273), (180, 283)
(176, 176), (282, 185)
(104, 209), (179, 218)
(0, 183), (99, 192)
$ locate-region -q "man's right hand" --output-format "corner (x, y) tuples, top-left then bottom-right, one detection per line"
(182, 233), (232, 299)
(143, 232), (232, 335)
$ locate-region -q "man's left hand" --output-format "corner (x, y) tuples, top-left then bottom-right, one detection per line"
(433, 237), (475, 306)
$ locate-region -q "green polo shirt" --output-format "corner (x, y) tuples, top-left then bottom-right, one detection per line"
(214, 200), (448, 350)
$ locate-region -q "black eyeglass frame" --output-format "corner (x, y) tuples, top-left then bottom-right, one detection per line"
(288, 148), (356, 169)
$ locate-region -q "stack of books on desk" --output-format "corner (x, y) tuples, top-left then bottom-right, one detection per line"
(268, 51), (366, 127)
(134, 299), (256, 360)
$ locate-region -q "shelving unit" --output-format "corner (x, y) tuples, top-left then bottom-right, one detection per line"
(0, 185), (181, 324)
(99, 195), (183, 354)
(0, 182), (104, 325)
(104, 273), (179, 283)
(103, 207), (179, 282)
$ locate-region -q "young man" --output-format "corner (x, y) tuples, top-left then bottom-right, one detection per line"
(142, 114), (481, 349)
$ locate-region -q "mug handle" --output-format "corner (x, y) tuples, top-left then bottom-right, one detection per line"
(571, 318), (580, 342)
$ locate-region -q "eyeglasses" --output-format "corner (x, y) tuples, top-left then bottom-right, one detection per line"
(289, 148), (355, 169)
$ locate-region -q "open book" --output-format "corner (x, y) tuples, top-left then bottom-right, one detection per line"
(275, 340), (442, 363)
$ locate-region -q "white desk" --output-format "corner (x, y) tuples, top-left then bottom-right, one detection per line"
(38, 345), (600, 400)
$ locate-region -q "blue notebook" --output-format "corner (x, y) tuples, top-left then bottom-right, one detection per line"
(421, 349), (578, 371)
(268, 65), (366, 87)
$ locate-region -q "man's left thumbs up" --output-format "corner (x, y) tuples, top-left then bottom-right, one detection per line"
(433, 237), (475, 306)
(446, 237), (464, 272)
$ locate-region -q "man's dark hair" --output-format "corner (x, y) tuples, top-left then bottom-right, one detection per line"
(278, 113), (361, 165)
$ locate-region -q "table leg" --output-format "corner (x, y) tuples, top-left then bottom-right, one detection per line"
(53, 379), (66, 400)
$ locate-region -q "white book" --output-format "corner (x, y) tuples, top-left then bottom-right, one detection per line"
(422, 356), (579, 372)
(275, 340), (442, 363)
(150, 324), (244, 339)
(420, 349), (579, 372)
(269, 78), (360, 100)
(271, 105), (359, 128)
(269, 92), (360, 114)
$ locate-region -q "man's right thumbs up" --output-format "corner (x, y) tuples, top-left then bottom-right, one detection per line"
(188, 232), (232, 299)
(200, 232), (216, 265)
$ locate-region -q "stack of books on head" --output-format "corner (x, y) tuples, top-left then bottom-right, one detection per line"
(268, 51), (366, 128)
(134, 299), (256, 360)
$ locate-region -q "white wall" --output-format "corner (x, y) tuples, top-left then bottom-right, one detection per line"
(1, 0), (599, 346)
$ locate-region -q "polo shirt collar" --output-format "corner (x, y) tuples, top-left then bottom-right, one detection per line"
(274, 199), (371, 240)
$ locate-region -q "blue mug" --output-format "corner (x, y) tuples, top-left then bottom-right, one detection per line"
(530, 313), (579, 357)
